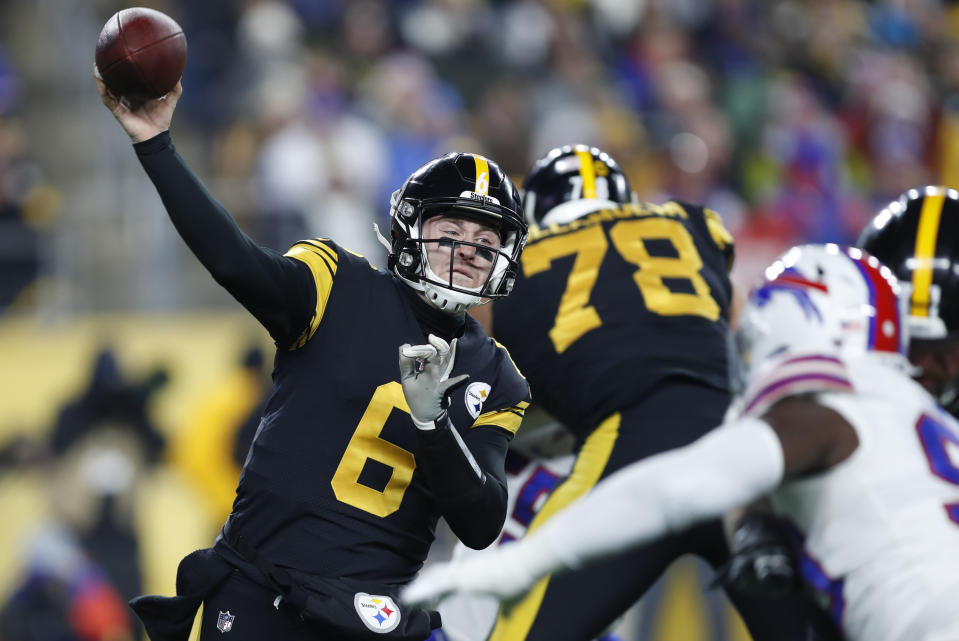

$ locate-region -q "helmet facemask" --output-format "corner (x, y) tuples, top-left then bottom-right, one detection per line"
(388, 190), (525, 314)
(384, 152), (528, 314)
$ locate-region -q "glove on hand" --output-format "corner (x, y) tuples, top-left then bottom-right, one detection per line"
(711, 513), (800, 598)
(399, 334), (470, 430)
(401, 544), (536, 609)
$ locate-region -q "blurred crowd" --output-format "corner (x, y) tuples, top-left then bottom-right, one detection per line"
(3, 1), (959, 639)
(3, 0), (959, 312)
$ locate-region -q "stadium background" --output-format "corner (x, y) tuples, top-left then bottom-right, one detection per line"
(1, 0), (958, 639)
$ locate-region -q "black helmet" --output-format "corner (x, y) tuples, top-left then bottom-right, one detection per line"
(859, 186), (959, 341)
(386, 152), (528, 314)
(521, 144), (635, 227)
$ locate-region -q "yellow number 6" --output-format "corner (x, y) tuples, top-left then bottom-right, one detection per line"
(331, 382), (416, 517)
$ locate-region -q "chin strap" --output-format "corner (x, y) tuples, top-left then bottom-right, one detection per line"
(373, 222), (392, 252)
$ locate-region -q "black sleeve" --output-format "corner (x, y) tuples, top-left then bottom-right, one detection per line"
(133, 132), (315, 344)
(415, 419), (510, 550)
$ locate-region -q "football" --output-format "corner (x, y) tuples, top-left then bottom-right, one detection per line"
(95, 7), (187, 102)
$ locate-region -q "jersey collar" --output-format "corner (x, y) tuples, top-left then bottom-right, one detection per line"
(399, 280), (466, 341)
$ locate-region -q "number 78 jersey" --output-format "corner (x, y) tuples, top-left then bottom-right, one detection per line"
(492, 201), (735, 436)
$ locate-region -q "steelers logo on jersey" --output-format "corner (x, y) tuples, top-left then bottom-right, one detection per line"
(353, 593), (401, 634)
(465, 382), (492, 419)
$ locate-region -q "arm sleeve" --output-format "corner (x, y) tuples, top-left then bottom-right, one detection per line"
(513, 417), (785, 580)
(133, 132), (315, 343)
(415, 420), (510, 550)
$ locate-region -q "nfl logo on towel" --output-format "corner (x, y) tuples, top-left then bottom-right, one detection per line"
(216, 610), (235, 633)
(353, 592), (401, 633)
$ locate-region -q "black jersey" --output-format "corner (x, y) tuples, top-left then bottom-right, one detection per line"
(225, 240), (529, 583)
(492, 201), (734, 436)
(133, 133), (530, 587)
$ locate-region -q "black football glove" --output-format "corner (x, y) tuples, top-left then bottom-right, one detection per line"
(711, 513), (800, 598)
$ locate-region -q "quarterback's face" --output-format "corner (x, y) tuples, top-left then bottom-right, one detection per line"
(422, 215), (501, 290)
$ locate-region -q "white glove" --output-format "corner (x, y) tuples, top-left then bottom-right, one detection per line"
(400, 545), (538, 608)
(399, 334), (470, 430)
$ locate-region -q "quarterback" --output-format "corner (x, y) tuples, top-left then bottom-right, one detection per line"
(95, 72), (531, 641)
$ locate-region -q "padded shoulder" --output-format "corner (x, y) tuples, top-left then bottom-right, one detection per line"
(740, 353), (854, 418)
(469, 338), (531, 435)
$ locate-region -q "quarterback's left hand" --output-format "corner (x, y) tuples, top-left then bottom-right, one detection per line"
(399, 334), (469, 430)
(401, 548), (536, 608)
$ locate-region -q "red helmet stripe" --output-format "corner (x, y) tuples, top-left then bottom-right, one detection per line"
(769, 273), (829, 293)
(848, 252), (902, 353)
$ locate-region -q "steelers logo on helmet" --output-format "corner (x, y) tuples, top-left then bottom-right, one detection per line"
(859, 186), (959, 342)
(521, 144), (637, 228)
(384, 153), (528, 314)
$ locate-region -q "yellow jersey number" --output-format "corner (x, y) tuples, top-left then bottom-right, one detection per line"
(330, 382), (416, 517)
(522, 217), (721, 354)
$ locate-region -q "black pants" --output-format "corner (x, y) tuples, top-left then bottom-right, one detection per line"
(199, 571), (318, 641)
(486, 377), (813, 641)
(133, 546), (438, 641)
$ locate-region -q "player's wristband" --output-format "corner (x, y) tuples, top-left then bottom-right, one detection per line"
(411, 409), (449, 431)
(415, 411), (485, 485)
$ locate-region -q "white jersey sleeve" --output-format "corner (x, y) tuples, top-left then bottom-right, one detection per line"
(403, 418), (786, 610)
(529, 417), (784, 573)
(738, 352), (854, 418)
(766, 354), (959, 641)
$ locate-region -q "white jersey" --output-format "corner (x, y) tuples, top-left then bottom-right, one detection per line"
(737, 352), (959, 641)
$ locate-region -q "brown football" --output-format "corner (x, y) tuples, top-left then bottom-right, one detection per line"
(95, 7), (187, 102)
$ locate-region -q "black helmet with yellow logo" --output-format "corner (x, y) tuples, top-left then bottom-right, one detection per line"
(521, 144), (636, 227)
(859, 186), (959, 341)
(387, 152), (527, 314)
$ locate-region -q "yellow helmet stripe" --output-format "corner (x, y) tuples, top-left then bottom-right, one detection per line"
(911, 193), (945, 317)
(473, 155), (490, 196)
(574, 146), (597, 199)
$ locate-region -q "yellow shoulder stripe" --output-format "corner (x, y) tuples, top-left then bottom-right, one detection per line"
(492, 339), (528, 384)
(300, 238), (338, 264)
(703, 208), (734, 252)
(284, 240), (338, 349)
(472, 403), (527, 435)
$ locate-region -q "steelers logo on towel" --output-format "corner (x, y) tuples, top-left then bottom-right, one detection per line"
(353, 592), (401, 634)
(465, 382), (492, 419)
